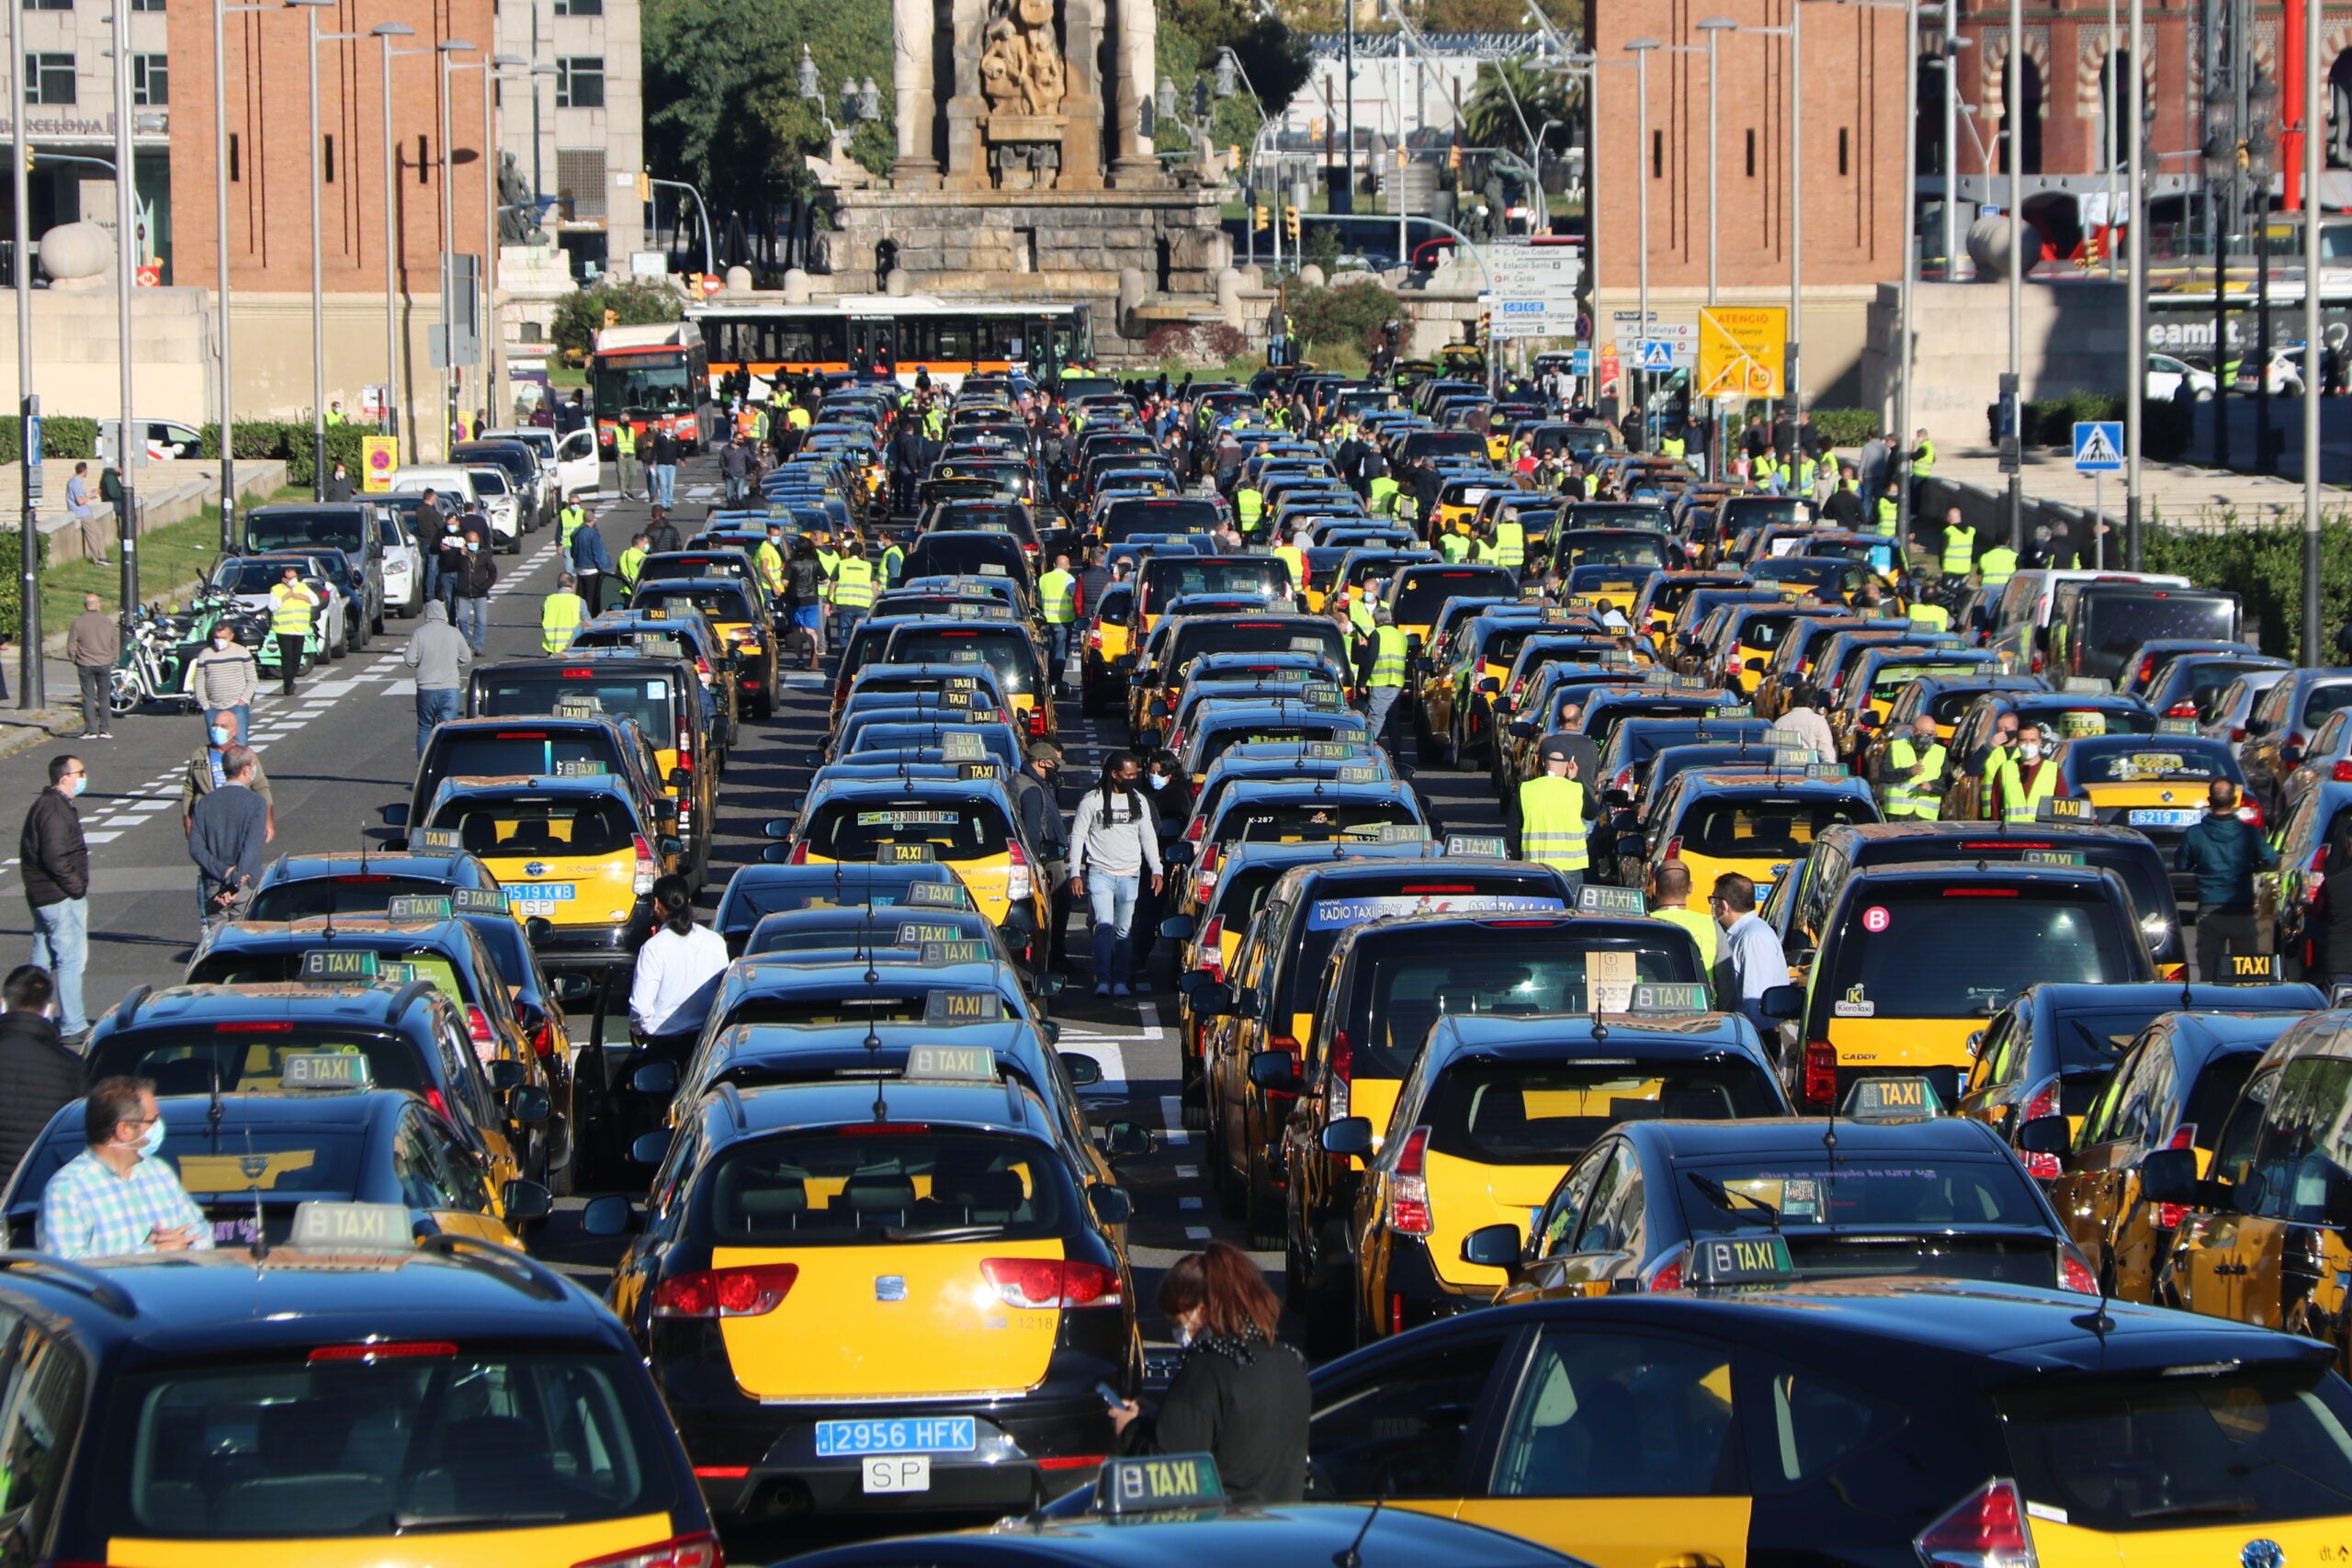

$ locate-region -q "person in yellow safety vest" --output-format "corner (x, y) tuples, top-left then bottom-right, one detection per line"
(1272, 540), (1306, 598)
(1348, 582), (1378, 637)
(267, 565), (319, 698)
(756, 525), (788, 604)
(1753, 451), (1778, 488)
(1234, 483), (1264, 533)
(1978, 543), (2018, 588)
(1369, 473), (1399, 514)
(617, 532), (649, 595)
(557, 499), (587, 551)
(1437, 529), (1470, 562)
(1939, 509), (1975, 577)
(1874, 492), (1899, 537)
(324, 401), (348, 427)
(880, 535), (905, 586)
(831, 548), (876, 646)
(1883, 712), (1949, 819)
(1472, 528), (1498, 565)
(1646, 860), (1718, 972)
(814, 535), (841, 607)
(1363, 604), (1409, 744)
(1493, 513), (1526, 571)
(1517, 743), (1590, 886)
(613, 420), (640, 502)
(1907, 600), (1951, 632)
(1911, 428), (1937, 478)
(1659, 427), (1688, 460)
(540, 572), (587, 654)
(1037, 552), (1079, 694)
(1583, 468), (1602, 497)
(1989, 724), (2058, 822)
(1795, 454), (1817, 495)
(923, 406), (945, 440)
(786, 403), (812, 431)
(1396, 490), (1419, 525)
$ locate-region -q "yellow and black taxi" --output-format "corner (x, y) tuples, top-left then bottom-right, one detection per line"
(1418, 607), (1561, 767)
(392, 713), (673, 855)
(1335, 999), (1788, 1345)
(741, 901), (1004, 963)
(1752, 612), (1873, 718)
(1479, 1114), (2099, 1301)
(786, 776), (1045, 950)
(1385, 564), (1522, 653)
(79, 977), (543, 1214)
(1175, 697), (1371, 788)
(882, 618), (1057, 744)
(416, 773), (681, 950)
(1770, 857), (2159, 1112)
(2045, 728), (2252, 890)
(2051, 1009), (2309, 1302)
(1278, 906), (1713, 1348)
(1152, 658), (1353, 747)
(1080, 580), (1136, 716)
(843, 660), (1013, 728)
(1828, 646), (2005, 755)
(246, 846), (511, 925)
(1856, 671), (2051, 794)
(592, 1052), (1144, 1518)
(2151, 1006), (2352, 1368)
(466, 652), (718, 880)
(1644, 765), (1880, 906)
(1127, 613), (1351, 737)
(1931, 693), (2165, 818)
(630, 575), (781, 719)
(5, 1075), (552, 1251)
(1681, 599), (1839, 698)
(0, 1216), (716, 1568)
(1633, 570), (1747, 652)
(1308, 1266), (2352, 1568)
(1957, 980), (2320, 1179)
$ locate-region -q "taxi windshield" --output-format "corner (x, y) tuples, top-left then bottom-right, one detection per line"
(2070, 741), (2231, 784)
(1229, 800), (1419, 843)
(884, 629), (1038, 696)
(1673, 1156), (2042, 1234)
(1427, 1059), (1782, 1165)
(86, 1028), (429, 1096)
(476, 673), (674, 739)
(801, 801), (1012, 861)
(2000, 1366), (2352, 1531)
(430, 796), (636, 859)
(705, 1128), (1068, 1243)
(1823, 886), (2135, 1016)
(1392, 570), (1518, 625)
(98, 1350), (679, 1539)
(1677, 796), (1874, 858)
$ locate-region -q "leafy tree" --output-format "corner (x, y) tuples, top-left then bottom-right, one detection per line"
(551, 279), (684, 358)
(1463, 59), (1580, 154)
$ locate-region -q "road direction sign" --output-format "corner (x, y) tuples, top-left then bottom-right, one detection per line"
(2073, 421), (2124, 473)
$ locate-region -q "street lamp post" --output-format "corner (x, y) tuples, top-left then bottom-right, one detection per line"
(437, 40), (476, 457)
(1943, 37), (1971, 276)
(11, 0), (34, 703)
(1696, 19), (1735, 308)
(1739, 15), (1805, 415)
(2302, 0), (2321, 663)
(110, 0), (137, 610)
(2247, 70), (2277, 476)
(290, 0), (359, 502)
(1624, 39), (1657, 439)
(2007, 0), (2023, 551)
(459, 54), (529, 429)
(214, 0), (270, 549)
(375, 24), (424, 462)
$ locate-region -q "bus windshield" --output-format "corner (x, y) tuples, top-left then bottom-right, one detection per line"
(594, 350), (696, 420)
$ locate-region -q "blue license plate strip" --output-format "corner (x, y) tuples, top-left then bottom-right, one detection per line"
(815, 1416), (978, 1456)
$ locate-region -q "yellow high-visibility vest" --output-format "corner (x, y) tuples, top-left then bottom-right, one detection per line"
(833, 557), (876, 610)
(1517, 774), (1589, 871)
(540, 591), (585, 653)
(268, 581), (317, 637)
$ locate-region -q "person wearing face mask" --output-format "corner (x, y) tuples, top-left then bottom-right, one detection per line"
(1012, 742), (1070, 972)
(1069, 750), (1162, 998)
(1991, 723), (2056, 823)
(1108, 1243), (1307, 1506)
(20, 755), (90, 1038)
(187, 746), (267, 927)
(1883, 712), (1948, 819)
(450, 531), (500, 654)
(184, 623), (258, 742)
(37, 1076), (212, 1259)
(177, 710), (273, 864)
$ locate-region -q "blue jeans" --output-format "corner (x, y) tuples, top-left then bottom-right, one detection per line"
(1086, 871), (1140, 986)
(1364, 683), (1402, 747)
(1045, 621), (1073, 682)
(28, 897), (86, 1033)
(415, 685), (461, 755)
(455, 594), (490, 650)
(835, 608), (865, 649)
(724, 475), (750, 506)
(650, 464), (677, 508)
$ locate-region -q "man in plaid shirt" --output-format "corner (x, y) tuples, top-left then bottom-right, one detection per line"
(37, 1077), (210, 1260)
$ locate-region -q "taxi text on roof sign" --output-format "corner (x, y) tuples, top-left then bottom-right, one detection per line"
(289, 1201), (412, 1251)
(1844, 1075), (1945, 1122)
(300, 949), (379, 982)
(2223, 952), (2282, 985)
(1445, 833), (1508, 857)
(896, 921), (967, 945)
(877, 842), (938, 863)
(279, 1051), (374, 1090)
(920, 939), (991, 965)
(906, 1043), (996, 1081)
(1578, 885), (1646, 916)
(411, 828), (463, 851)
(386, 895), (453, 921)
(1630, 982), (1712, 1014)
(923, 988), (998, 1024)
(1690, 1233), (1796, 1288)
(908, 881), (972, 908)
(1101, 1454), (1226, 1516)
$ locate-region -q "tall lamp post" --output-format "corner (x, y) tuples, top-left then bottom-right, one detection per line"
(291, 0), (362, 501)
(374, 24), (428, 461)
(12, 0), (33, 702)
(2202, 33), (2240, 472)
(437, 39), (477, 457)
(214, 0), (271, 549)
(1739, 13), (1807, 415)
(451, 53), (528, 429)
(2246, 70), (2277, 476)
(1623, 39), (1658, 440)
(2301, 0), (2321, 663)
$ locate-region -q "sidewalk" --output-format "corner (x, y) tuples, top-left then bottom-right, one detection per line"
(0, 458), (290, 566)
(1923, 446), (2338, 531)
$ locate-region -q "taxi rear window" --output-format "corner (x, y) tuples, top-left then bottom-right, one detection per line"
(1823, 885), (2137, 1017)
(429, 797), (637, 859)
(801, 800), (1011, 862)
(1347, 930), (1705, 1078)
(634, 583), (760, 623)
(186, 953), (469, 1011)
(2000, 1366), (2352, 1532)
(477, 673), (674, 739)
(87, 1028), (428, 1096)
(704, 1129), (1069, 1244)
(1677, 797), (1874, 859)
(1228, 799), (1419, 845)
(1673, 1156), (2041, 1235)
(1193, 722), (1362, 774)
(246, 876), (479, 923)
(1272, 882), (1567, 1023)
(2071, 742), (2232, 784)
(426, 733), (619, 782)
(746, 911), (991, 956)
(718, 990), (1008, 1028)
(884, 628), (1039, 696)
(1393, 569), (1518, 625)
(98, 1351), (679, 1539)
(1557, 536), (1668, 570)
(1170, 621), (1344, 666)
(1426, 1059), (1781, 1166)
(1141, 559), (1293, 612)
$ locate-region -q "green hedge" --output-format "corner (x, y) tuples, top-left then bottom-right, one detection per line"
(1809, 409), (1878, 447)
(0, 417), (98, 464)
(1973, 392), (2196, 463)
(0, 527), (47, 640)
(2141, 518), (2352, 663)
(197, 421), (368, 489)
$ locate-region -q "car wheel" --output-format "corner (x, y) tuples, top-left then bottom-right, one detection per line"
(352, 612), (368, 652)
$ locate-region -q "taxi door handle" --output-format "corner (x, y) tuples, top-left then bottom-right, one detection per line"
(1657, 1554), (1724, 1568)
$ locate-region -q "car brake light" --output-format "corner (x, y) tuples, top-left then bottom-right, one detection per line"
(980, 1258), (1123, 1308)
(1329, 1030), (1353, 1118)
(634, 834), (659, 897)
(1642, 1244), (1688, 1292)
(652, 1263), (800, 1317)
(424, 1088), (448, 1117)
(1663, 835), (1683, 862)
(1185, 816), (1205, 842)
(2239, 800), (2265, 828)
(1197, 916), (1227, 981)
(2059, 1252), (2098, 1293)
(1007, 838), (1034, 902)
(1196, 843), (1222, 892)
(2153, 1121), (2199, 1229)
(571, 1531), (724, 1568)
(463, 1005), (493, 1055)
(1027, 708), (1048, 738)
(2018, 1077), (2063, 1179)
(531, 1018), (557, 1058)
(2166, 701), (2199, 717)
(1917, 1480), (2037, 1568)
(227, 1021), (295, 1032)
(1386, 1125), (1432, 1234)
(2136, 654), (2156, 687)
(1802, 1040), (1838, 1110)
(786, 841), (810, 864)
(2231, 726), (2247, 742)
(308, 1340), (457, 1361)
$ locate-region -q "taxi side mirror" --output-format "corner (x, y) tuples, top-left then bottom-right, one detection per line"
(1966, 1030), (1987, 1059)
(1249, 1051), (1305, 1094)
(580, 1194), (640, 1235)
(487, 1059), (528, 1092)
(1159, 914), (1195, 942)
(628, 1129), (674, 1166)
(1320, 1117), (1374, 1157)
(380, 803), (410, 828)
(524, 916), (555, 943)
(2137, 1146), (2202, 1207)
(1061, 1052), (1104, 1088)
(550, 971), (595, 1003)
(1102, 1121), (1153, 1160)
(669, 767), (693, 789)
(506, 1084), (551, 1124)
(762, 819), (796, 840)
(2018, 1115), (2073, 1158)
(1193, 981), (1236, 1016)
(761, 844), (797, 863)
(1478, 677), (1502, 695)
(1035, 975), (1067, 998)
(659, 836), (684, 859)
(501, 1179), (554, 1223)
(631, 1060), (680, 1096)
(1509, 719), (1536, 739)
(1462, 1223), (1524, 1271)
(1089, 1185), (1134, 1226)
(1758, 984), (1804, 1021)
(802, 750), (826, 766)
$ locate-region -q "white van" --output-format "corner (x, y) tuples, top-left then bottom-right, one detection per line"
(485, 425), (599, 503)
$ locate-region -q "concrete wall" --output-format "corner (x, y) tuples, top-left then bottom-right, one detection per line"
(1589, 283), (1878, 411)
(1861, 276), (2130, 447)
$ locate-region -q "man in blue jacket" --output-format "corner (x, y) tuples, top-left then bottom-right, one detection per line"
(2177, 779), (2278, 981)
(568, 511), (616, 616)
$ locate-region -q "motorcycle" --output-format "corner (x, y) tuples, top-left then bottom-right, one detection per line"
(107, 590), (269, 715)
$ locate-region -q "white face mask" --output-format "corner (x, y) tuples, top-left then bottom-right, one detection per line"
(64, 773), (85, 797)
(2019, 742), (2043, 762)
(139, 1111), (166, 1156)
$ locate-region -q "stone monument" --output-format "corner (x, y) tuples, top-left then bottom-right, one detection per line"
(820, 0), (1230, 354)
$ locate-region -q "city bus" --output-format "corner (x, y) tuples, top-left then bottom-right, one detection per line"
(686, 297), (1092, 396)
(589, 320), (711, 458)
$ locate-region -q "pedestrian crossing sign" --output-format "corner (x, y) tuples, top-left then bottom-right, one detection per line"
(2073, 421), (2125, 473)
(1638, 340), (1676, 372)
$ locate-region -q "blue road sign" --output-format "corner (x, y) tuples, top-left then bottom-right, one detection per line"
(2073, 421), (2124, 473)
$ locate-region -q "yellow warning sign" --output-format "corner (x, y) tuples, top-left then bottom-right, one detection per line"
(361, 434), (400, 493)
(1698, 307), (1787, 399)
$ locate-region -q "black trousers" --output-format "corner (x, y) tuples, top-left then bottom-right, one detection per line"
(2196, 905), (2266, 982)
(274, 632), (304, 693)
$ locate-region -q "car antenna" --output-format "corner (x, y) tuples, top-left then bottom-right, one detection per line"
(356, 821), (370, 874)
(1332, 1496), (1385, 1568)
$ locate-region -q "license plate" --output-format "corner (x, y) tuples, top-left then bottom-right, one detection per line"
(2128, 808), (2200, 828)
(509, 886), (577, 917)
(815, 1416), (977, 1457)
(862, 1455), (930, 1494)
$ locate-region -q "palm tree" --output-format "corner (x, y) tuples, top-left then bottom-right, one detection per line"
(1462, 60), (1581, 156)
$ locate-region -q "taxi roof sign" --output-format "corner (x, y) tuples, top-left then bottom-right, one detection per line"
(385, 895), (453, 921)
(2059, 676), (2112, 694)
(553, 759), (609, 777)
(1843, 1075), (1944, 1122)
(453, 886), (508, 916)
(1445, 833), (1508, 858)
(1099, 1453), (1226, 1517)
(552, 695), (601, 720)
(1375, 823), (1430, 843)
(300, 949), (379, 983)
(1303, 741), (1366, 761)
(905, 1043), (999, 1081)
(895, 921), (967, 946)
(876, 842), (937, 864)
(1336, 764), (1384, 784)
(920, 939), (991, 966)
(1577, 885), (1646, 917)
(1687, 1233), (1796, 1289)
(2221, 951), (2282, 985)
(1803, 762), (1851, 780)
(1629, 982), (1712, 1015)
(279, 1051), (374, 1091)
(942, 731), (987, 762)
(907, 881), (972, 908)
(958, 761), (1002, 781)
(1712, 705), (1755, 719)
(411, 828), (463, 852)
(2155, 716), (2202, 736)
(923, 988), (999, 1025)
(289, 1201), (411, 1252)
(2035, 797), (2094, 822)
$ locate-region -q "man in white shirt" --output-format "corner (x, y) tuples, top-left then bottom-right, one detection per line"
(1766, 684), (1839, 764)
(1711, 872), (1790, 1042)
(629, 874), (729, 1052)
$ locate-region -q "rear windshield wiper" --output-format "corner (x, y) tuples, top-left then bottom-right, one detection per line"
(1686, 1172), (1782, 1229)
(2127, 1498), (2257, 1521)
(884, 1224), (1009, 1242)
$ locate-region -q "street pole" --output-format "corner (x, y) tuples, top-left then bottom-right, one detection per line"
(376, 25), (419, 462)
(112, 0), (137, 611)
(2125, 0), (2144, 566)
(1626, 39), (1657, 441)
(1945, 39), (1966, 276)
(1341, 0), (1354, 217)
(2104, 0), (2119, 278)
(11, 0), (34, 705)
(1701, 18), (1734, 478)
(438, 42), (474, 458)
(2303, 0), (2322, 665)
(215, 0), (266, 550)
(2007, 0), (2023, 552)
(481, 60), (528, 428)
(292, 0), (346, 503)
(1789, 6), (1804, 415)
(1894, 0), (1921, 543)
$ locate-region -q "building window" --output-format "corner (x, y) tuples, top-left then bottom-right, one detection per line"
(556, 56), (604, 108)
(417, 134), (429, 185)
(130, 52), (165, 106)
(228, 131), (239, 181)
(556, 148), (606, 218)
(130, 0), (164, 12)
(322, 132), (334, 183)
(1745, 128), (1756, 177)
(24, 53), (74, 104)
(19, 0), (70, 14)
(1838, 126), (1849, 175)
(1650, 129), (1663, 178)
(555, 0), (602, 14)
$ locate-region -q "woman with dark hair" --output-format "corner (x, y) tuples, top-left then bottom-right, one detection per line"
(1068, 749), (1162, 998)
(1125, 749), (1190, 983)
(1110, 1242), (1309, 1505)
(628, 874), (728, 1058)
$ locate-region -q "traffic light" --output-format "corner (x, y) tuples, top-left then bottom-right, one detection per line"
(636, 170), (652, 201)
(1284, 207), (1300, 243)
(1477, 309), (1491, 344)
(1253, 203), (1269, 231)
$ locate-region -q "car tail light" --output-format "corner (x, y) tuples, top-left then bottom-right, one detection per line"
(424, 1088), (449, 1118)
(1197, 916), (1227, 980)
(2154, 1122), (2199, 1228)
(2166, 701), (2199, 717)
(786, 841), (810, 864)
(2136, 654), (2157, 689)
(1663, 835), (1683, 862)
(531, 1018), (557, 1058)
(463, 1005), (494, 1058)
(1185, 815), (1206, 842)
(1916, 1479), (2037, 1568)
(2334, 761), (2352, 783)
(1007, 839), (1034, 902)
(2059, 1251), (2098, 1293)
(2018, 1077), (2063, 1179)
(1329, 1030), (1353, 1118)
(634, 834), (659, 897)
(1802, 1040), (1838, 1110)
(571, 1530), (724, 1568)
(675, 720), (694, 763)
(309, 1339), (457, 1362)
(2232, 726), (2248, 742)
(1195, 843), (1222, 892)
(1088, 627), (1103, 650)
(980, 1258), (1123, 1309)
(2238, 800), (2266, 828)
(1642, 1244), (1688, 1292)
(1386, 1125), (1432, 1234)
(1027, 708), (1049, 738)
(652, 1262), (800, 1318)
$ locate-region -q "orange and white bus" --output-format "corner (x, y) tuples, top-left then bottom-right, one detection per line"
(590, 320), (711, 458)
(687, 298), (1091, 397)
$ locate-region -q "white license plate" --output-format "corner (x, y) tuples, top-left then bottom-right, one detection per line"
(2128, 808), (2200, 828)
(862, 1455), (931, 1494)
